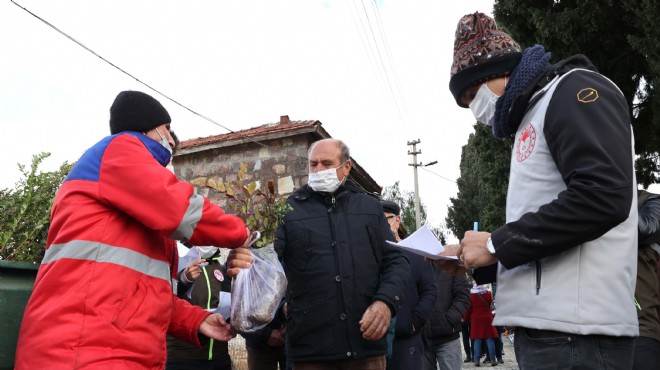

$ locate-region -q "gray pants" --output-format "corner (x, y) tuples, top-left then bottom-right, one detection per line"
(422, 337), (462, 370)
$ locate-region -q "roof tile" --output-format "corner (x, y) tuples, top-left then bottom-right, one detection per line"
(180, 120), (320, 149)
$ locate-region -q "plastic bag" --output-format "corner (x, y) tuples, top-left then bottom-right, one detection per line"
(230, 243), (287, 333)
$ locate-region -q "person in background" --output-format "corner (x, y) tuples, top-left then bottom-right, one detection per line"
(484, 282), (504, 365)
(633, 190), (660, 370)
(380, 200), (437, 370)
(486, 327), (505, 365)
(420, 247), (470, 370)
(15, 90), (253, 369)
(460, 314), (473, 363)
(464, 285), (498, 367)
(167, 243), (234, 370)
(275, 138), (409, 370)
(243, 300), (288, 370)
(437, 12), (638, 369)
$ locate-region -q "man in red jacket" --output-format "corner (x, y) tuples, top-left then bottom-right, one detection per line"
(15, 90), (252, 369)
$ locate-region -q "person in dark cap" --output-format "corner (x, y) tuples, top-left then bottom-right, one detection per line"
(379, 200), (439, 370)
(381, 200), (406, 240)
(633, 190), (660, 370)
(436, 12), (638, 369)
(15, 90), (254, 369)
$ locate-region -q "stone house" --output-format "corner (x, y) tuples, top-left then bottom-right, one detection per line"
(172, 115), (382, 209)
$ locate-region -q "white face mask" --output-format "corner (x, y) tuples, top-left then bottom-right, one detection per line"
(196, 246), (219, 259)
(156, 128), (173, 155)
(308, 163), (346, 193)
(469, 82), (500, 127)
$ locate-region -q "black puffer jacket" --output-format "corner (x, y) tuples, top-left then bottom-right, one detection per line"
(275, 180), (410, 363)
(421, 265), (470, 349)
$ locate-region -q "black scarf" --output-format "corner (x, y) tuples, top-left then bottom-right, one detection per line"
(492, 45), (552, 139)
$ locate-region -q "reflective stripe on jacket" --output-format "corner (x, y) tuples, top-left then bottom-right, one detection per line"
(16, 133), (247, 369)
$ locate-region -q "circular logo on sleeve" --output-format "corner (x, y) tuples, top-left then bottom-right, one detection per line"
(577, 88), (599, 103)
(214, 269), (224, 282)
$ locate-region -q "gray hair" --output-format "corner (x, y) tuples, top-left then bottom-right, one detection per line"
(308, 139), (351, 163)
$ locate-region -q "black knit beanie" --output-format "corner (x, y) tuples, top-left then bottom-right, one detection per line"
(109, 91), (171, 134)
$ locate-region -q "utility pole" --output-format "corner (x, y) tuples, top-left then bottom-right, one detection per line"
(408, 139), (422, 229)
(408, 140), (438, 230)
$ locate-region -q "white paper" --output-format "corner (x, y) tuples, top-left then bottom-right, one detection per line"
(177, 243), (202, 274)
(206, 291), (232, 319)
(386, 224), (458, 260)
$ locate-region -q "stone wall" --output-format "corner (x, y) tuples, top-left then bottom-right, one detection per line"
(173, 135), (312, 208)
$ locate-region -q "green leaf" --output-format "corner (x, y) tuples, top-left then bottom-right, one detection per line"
(247, 181), (257, 196)
(1, 153), (71, 262)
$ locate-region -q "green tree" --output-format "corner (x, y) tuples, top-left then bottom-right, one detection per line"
(446, 124), (510, 240)
(493, 0), (660, 186)
(381, 181), (447, 244)
(0, 153), (72, 262)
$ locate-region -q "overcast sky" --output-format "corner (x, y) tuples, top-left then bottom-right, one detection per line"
(1, 0), (499, 241)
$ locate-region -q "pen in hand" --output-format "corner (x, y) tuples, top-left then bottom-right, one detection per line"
(470, 222), (478, 275)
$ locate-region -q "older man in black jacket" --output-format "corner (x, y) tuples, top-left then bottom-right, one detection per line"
(275, 138), (410, 370)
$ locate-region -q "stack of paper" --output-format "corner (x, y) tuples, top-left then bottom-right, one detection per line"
(386, 224), (458, 260)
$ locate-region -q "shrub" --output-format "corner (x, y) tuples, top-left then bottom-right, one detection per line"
(206, 163), (291, 248)
(0, 153), (72, 262)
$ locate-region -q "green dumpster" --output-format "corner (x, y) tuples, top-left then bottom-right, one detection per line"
(0, 260), (39, 370)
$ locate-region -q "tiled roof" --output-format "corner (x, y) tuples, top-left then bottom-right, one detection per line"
(180, 119), (321, 149)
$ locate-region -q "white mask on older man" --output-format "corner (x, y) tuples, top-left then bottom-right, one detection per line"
(308, 163), (346, 193)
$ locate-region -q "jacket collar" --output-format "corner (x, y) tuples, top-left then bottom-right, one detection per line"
(294, 179), (362, 202)
(506, 54), (597, 135)
(122, 131), (172, 166)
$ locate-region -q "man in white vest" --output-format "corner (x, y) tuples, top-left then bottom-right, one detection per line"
(441, 12), (638, 370)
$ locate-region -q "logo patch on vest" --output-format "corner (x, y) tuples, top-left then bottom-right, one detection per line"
(577, 88), (599, 103)
(516, 123), (536, 162)
(214, 269), (224, 282)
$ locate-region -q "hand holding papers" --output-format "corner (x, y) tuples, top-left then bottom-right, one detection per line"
(386, 224), (458, 260)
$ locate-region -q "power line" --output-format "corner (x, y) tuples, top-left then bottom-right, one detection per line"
(358, 0), (405, 122)
(369, 0), (406, 112)
(420, 166), (457, 184)
(10, 0), (400, 198)
(347, 0), (388, 100)
(349, 0), (393, 109)
(9, 0), (299, 157)
(351, 0), (406, 124)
